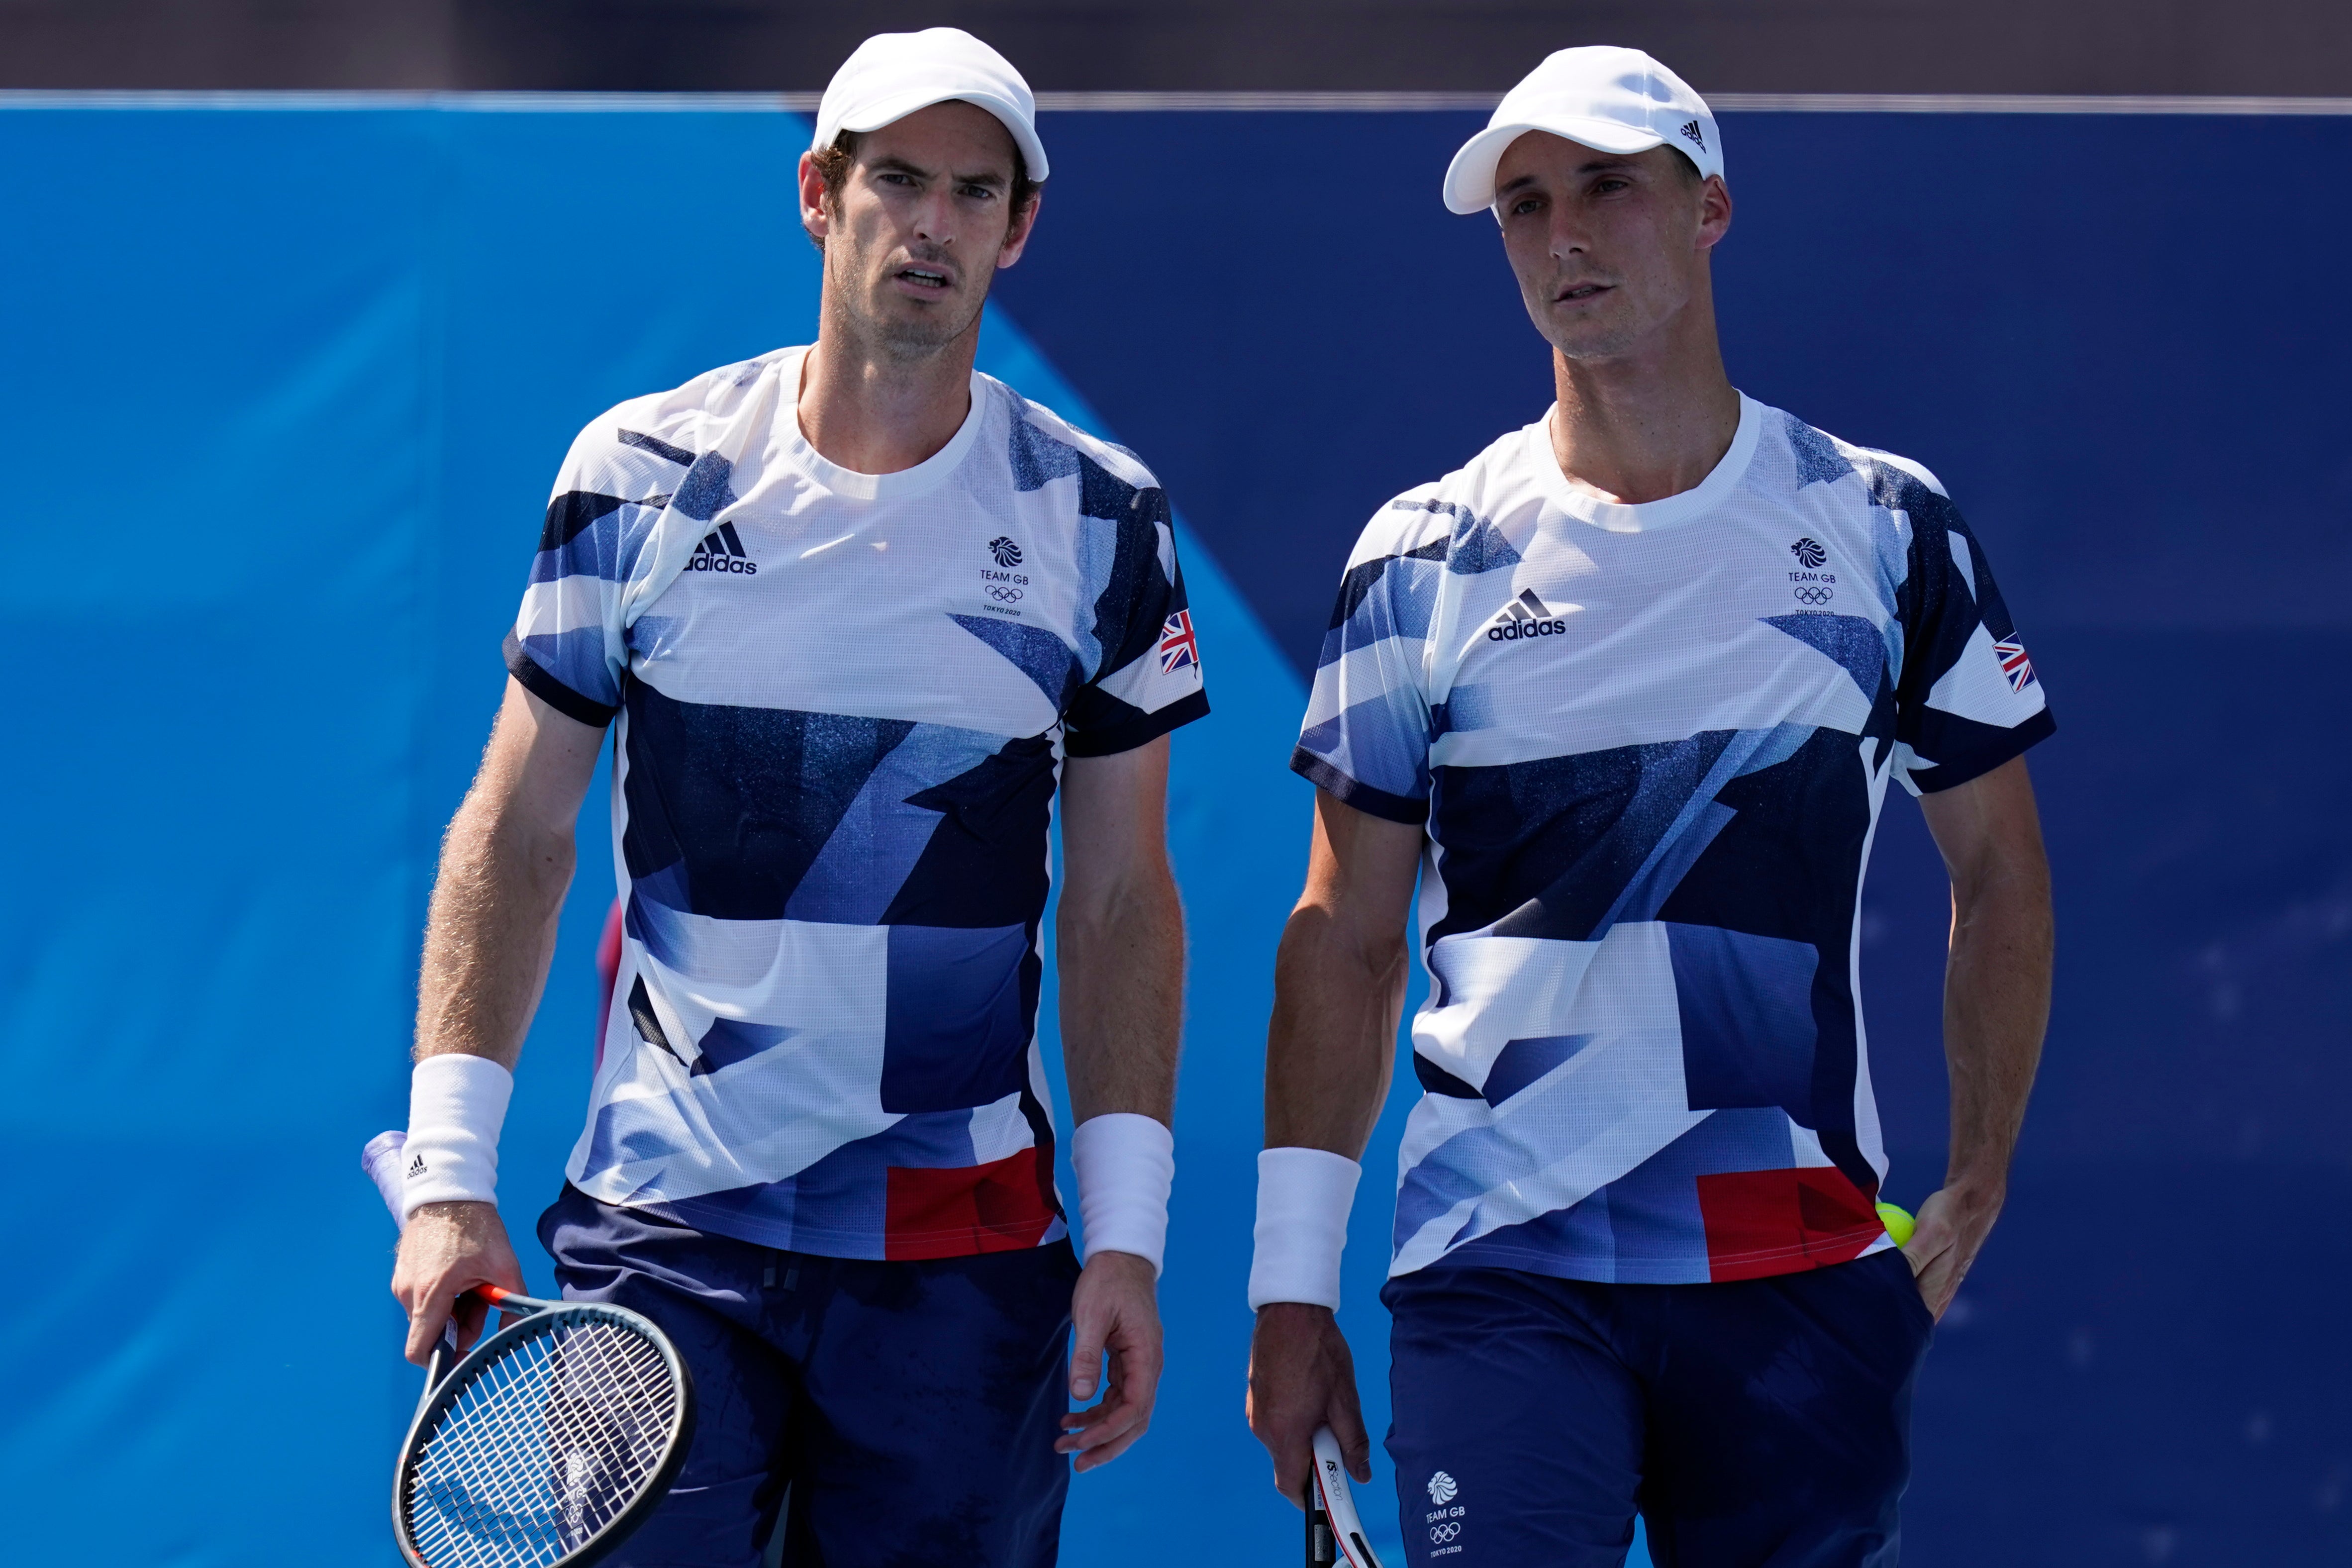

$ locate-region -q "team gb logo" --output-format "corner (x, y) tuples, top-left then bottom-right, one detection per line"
(1427, 1471), (1459, 1505)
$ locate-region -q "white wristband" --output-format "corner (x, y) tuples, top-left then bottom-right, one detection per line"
(1247, 1146), (1361, 1310)
(400, 1054), (514, 1219)
(1070, 1113), (1175, 1275)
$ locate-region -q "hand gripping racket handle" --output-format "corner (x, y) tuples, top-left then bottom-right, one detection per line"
(1306, 1426), (1384, 1568)
(364, 1131), (547, 1392)
(417, 1286), (549, 1404)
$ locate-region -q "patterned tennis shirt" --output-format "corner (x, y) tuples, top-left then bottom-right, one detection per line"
(507, 346), (1207, 1261)
(1295, 394), (2052, 1284)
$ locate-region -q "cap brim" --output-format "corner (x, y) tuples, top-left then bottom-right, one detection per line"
(832, 87), (1050, 182)
(1441, 117), (1665, 215)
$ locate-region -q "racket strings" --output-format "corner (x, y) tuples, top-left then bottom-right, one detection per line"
(405, 1313), (680, 1568)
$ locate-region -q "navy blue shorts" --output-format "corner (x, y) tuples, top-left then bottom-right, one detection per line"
(539, 1183), (1079, 1568)
(1383, 1249), (1934, 1568)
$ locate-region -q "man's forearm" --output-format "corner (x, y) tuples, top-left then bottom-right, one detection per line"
(1264, 904), (1409, 1157)
(1058, 870), (1183, 1124)
(413, 787), (577, 1070)
(1941, 847), (2054, 1208)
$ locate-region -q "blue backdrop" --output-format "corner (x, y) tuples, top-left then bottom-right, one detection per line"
(1, 98), (2345, 1568)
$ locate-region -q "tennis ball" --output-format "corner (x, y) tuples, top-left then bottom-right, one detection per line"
(1876, 1201), (1916, 1247)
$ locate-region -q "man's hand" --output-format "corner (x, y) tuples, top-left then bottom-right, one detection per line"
(1057, 1250), (1163, 1472)
(1902, 1182), (2004, 1320)
(1248, 1303), (1371, 1507)
(391, 1200), (526, 1366)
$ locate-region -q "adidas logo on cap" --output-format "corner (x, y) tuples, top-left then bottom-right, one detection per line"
(1679, 119), (1706, 152)
(1486, 588), (1569, 643)
(689, 520), (758, 576)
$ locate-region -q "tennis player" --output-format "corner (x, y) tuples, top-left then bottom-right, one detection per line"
(1245, 47), (2055, 1565)
(389, 28), (1207, 1566)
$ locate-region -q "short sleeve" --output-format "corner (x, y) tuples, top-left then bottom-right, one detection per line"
(503, 419), (670, 728)
(1885, 473), (2055, 794)
(1289, 511), (1440, 824)
(1061, 480), (1210, 757)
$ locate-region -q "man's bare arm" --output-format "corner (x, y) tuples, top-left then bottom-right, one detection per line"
(391, 678), (605, 1364)
(1051, 735), (1184, 1472)
(1058, 736), (1183, 1129)
(1908, 753), (2054, 1318)
(1264, 795), (1424, 1157)
(1248, 792), (1423, 1503)
(415, 681), (606, 1071)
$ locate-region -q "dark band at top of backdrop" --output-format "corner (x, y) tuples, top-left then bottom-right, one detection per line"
(5, 0), (2352, 96)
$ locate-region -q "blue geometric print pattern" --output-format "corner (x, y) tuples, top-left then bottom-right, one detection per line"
(1481, 1033), (1596, 1105)
(949, 614), (1084, 709)
(1760, 613), (1886, 701)
(1667, 923), (1820, 1114)
(1384, 495), (1523, 576)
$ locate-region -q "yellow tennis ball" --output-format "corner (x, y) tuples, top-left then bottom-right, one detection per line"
(1876, 1201), (1916, 1246)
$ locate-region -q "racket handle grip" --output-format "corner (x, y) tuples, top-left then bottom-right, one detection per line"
(421, 1336), (452, 1405)
(427, 1290), (502, 1380)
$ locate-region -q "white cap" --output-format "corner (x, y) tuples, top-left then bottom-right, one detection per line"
(814, 27), (1048, 183)
(1443, 45), (1720, 215)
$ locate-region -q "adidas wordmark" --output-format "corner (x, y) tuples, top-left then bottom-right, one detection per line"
(1486, 588), (1568, 642)
(688, 520), (758, 576)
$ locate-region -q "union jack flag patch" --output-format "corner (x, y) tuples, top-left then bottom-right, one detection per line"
(1158, 609), (1199, 675)
(1992, 637), (2036, 693)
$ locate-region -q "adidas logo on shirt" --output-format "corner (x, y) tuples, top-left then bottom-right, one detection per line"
(406, 1153), (426, 1179)
(688, 520), (758, 576)
(1486, 588), (1568, 642)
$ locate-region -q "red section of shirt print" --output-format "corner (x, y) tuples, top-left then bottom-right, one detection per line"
(883, 1146), (1059, 1260)
(1695, 1166), (1884, 1281)
(593, 895), (625, 1071)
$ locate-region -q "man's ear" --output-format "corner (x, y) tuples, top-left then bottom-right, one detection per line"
(798, 150), (833, 242)
(997, 190), (1043, 271)
(1695, 173), (1733, 252)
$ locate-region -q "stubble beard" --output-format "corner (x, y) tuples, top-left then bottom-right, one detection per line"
(1532, 281), (1641, 364)
(1551, 325), (1639, 363)
(828, 228), (988, 365)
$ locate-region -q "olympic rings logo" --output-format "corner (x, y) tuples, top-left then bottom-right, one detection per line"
(1431, 1522), (1462, 1544)
(1793, 585), (1834, 606)
(986, 585), (1024, 603)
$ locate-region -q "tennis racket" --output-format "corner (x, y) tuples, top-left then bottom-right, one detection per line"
(1307, 1425), (1386, 1568)
(365, 1131), (697, 1568)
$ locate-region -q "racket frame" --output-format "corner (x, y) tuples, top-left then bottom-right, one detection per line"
(392, 1287), (697, 1568)
(1306, 1426), (1385, 1568)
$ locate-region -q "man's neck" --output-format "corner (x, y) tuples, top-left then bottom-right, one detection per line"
(797, 302), (979, 476)
(1548, 324), (1742, 507)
